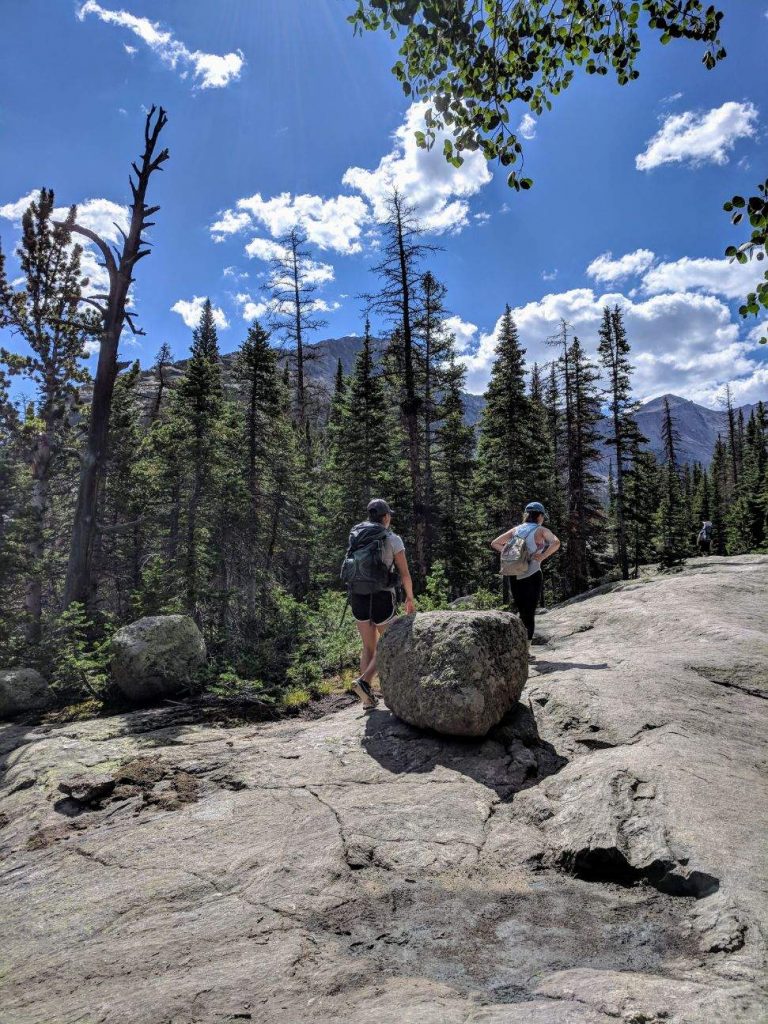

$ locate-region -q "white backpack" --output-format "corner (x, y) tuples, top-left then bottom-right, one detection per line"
(500, 524), (537, 577)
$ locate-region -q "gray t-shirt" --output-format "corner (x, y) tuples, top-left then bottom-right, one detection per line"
(382, 531), (405, 591)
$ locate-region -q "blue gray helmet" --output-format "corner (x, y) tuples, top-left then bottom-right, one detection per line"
(525, 501), (548, 521)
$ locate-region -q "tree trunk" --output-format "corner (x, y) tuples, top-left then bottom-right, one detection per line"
(62, 107), (168, 609)
(394, 202), (426, 581)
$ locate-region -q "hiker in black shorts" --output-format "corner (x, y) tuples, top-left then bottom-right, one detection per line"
(341, 499), (415, 709)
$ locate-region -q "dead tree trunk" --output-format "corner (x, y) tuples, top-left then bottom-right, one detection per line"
(61, 106), (169, 609)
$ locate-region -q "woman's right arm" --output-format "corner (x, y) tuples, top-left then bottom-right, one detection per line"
(394, 550), (416, 615)
(490, 527), (515, 553)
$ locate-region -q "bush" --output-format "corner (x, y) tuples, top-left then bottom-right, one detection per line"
(417, 561), (452, 611)
(42, 603), (114, 703)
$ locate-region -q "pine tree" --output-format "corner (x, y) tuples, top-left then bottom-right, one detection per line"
(265, 226), (326, 464)
(692, 464), (712, 525)
(597, 305), (644, 579)
(710, 435), (728, 555)
(175, 299), (224, 620)
(432, 355), (476, 595)
(95, 362), (147, 619)
(0, 370), (29, 659)
(625, 440), (660, 576)
(0, 189), (92, 642)
(365, 190), (439, 583)
(230, 320), (281, 613)
(656, 398), (688, 567)
(561, 337), (606, 594)
(474, 307), (533, 585)
(323, 320), (400, 567)
(528, 361), (563, 603)
(414, 270), (452, 565)
(726, 406), (766, 552)
(724, 384), (740, 490)
(150, 341), (173, 421)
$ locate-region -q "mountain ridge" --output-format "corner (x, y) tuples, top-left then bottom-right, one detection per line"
(141, 335), (762, 469)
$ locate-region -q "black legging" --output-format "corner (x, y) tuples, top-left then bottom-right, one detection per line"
(510, 571), (542, 641)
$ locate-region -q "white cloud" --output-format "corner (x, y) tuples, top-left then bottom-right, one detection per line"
(77, 1), (244, 89)
(541, 269), (558, 282)
(457, 286), (765, 407)
(222, 265), (248, 281)
(312, 299), (342, 314)
(123, 43), (136, 55)
(444, 315), (479, 353)
(212, 192), (370, 255)
(171, 296), (229, 330)
(240, 193), (369, 254)
(0, 190), (40, 221)
(660, 91), (683, 105)
(518, 113), (536, 140)
(210, 209), (252, 241)
(211, 100), (493, 277)
(642, 256), (764, 300)
(691, 366), (768, 408)
(234, 293), (270, 322)
(587, 248), (656, 283)
(747, 319), (768, 344)
(635, 101), (758, 171)
(342, 101), (492, 233)
(243, 237), (289, 262)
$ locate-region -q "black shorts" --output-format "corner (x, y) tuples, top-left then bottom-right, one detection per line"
(350, 590), (397, 624)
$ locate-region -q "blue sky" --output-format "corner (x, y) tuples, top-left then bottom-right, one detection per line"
(1, 0), (767, 407)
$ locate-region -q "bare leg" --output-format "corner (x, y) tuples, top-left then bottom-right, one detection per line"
(356, 619), (378, 682)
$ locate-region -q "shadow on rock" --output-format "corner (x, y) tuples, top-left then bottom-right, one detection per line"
(362, 701), (567, 801)
(532, 660), (610, 674)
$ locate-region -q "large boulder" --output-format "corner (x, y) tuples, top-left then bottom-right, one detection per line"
(110, 615), (206, 704)
(377, 610), (528, 736)
(0, 668), (52, 719)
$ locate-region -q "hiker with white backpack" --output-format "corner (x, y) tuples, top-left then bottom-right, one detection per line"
(490, 501), (560, 649)
(340, 498), (416, 710)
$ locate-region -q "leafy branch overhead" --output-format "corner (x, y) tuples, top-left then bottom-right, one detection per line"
(724, 179), (768, 344)
(349, 0), (725, 189)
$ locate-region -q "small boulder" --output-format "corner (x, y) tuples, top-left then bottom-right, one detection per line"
(377, 611), (528, 737)
(0, 668), (52, 719)
(110, 615), (206, 704)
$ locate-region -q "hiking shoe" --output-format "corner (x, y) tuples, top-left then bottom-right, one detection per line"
(352, 678), (378, 710)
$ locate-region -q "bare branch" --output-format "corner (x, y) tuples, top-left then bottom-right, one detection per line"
(96, 516), (148, 534)
(123, 312), (145, 336)
(55, 222), (117, 278)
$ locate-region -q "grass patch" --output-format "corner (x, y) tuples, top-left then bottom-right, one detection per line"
(281, 687), (312, 710)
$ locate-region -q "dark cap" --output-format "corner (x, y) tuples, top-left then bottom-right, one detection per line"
(367, 498), (393, 518)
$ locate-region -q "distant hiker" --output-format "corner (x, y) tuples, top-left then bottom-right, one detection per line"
(341, 498), (415, 710)
(697, 520), (713, 555)
(490, 502), (560, 649)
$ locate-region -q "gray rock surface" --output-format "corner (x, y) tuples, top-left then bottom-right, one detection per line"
(110, 614), (206, 703)
(1, 555), (766, 1023)
(377, 610), (529, 736)
(0, 668), (51, 719)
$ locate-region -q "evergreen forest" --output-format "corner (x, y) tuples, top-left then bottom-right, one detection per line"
(1, 146), (766, 716)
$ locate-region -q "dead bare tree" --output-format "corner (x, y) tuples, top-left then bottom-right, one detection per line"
(59, 105), (169, 609)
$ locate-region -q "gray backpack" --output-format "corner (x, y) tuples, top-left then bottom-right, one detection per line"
(500, 524), (537, 577)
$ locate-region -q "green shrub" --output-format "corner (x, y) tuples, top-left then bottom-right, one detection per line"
(417, 561), (451, 611)
(43, 603), (114, 702)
